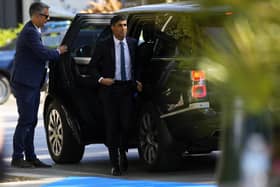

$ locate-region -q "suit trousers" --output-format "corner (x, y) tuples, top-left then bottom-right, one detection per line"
(11, 82), (40, 160)
(100, 82), (135, 150)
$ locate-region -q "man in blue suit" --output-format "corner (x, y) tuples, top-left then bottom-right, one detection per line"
(91, 15), (142, 176)
(10, 2), (67, 168)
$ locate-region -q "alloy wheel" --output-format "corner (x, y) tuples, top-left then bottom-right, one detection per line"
(48, 109), (63, 156)
(139, 112), (159, 164)
(0, 76), (10, 104)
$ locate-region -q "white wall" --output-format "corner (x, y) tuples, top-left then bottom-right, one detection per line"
(22, 0), (36, 23)
(22, 0), (96, 21)
(41, 0), (99, 17)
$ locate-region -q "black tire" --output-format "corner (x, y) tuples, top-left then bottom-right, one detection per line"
(45, 101), (84, 163)
(0, 74), (11, 105)
(138, 102), (182, 171)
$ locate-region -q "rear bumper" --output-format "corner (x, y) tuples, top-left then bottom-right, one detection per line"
(162, 103), (220, 150)
(160, 102), (211, 118)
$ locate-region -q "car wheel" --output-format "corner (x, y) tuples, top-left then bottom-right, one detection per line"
(138, 102), (182, 171)
(0, 75), (11, 105)
(45, 101), (84, 163)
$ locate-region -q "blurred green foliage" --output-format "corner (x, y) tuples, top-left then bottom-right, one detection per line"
(0, 24), (23, 47)
(198, 0), (280, 114)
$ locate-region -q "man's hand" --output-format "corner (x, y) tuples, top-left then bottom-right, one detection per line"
(100, 78), (115, 86)
(136, 80), (143, 92)
(58, 45), (68, 54)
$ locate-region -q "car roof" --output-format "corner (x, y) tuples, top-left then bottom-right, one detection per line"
(73, 13), (114, 20)
(69, 13), (114, 26)
(117, 1), (229, 14)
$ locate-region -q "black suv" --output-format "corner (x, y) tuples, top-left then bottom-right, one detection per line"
(43, 2), (228, 170)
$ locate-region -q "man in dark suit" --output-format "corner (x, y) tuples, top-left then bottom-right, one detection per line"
(10, 2), (67, 168)
(91, 15), (142, 176)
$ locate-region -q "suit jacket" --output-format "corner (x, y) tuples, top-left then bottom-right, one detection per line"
(90, 35), (139, 84)
(10, 21), (60, 88)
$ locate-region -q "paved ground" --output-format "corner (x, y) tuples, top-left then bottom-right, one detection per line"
(0, 96), (217, 186)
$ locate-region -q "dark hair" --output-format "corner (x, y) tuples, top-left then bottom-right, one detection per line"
(29, 2), (49, 17)
(110, 15), (127, 26)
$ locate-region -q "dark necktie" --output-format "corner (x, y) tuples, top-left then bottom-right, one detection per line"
(120, 41), (127, 81)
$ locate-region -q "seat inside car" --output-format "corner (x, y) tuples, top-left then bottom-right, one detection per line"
(138, 22), (155, 60)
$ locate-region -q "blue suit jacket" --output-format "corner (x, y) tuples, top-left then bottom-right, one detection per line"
(90, 36), (139, 84)
(11, 21), (60, 88)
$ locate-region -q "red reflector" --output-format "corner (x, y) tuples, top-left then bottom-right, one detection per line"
(191, 70), (205, 81)
(192, 85), (207, 98)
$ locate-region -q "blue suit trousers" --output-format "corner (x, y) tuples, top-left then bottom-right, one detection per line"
(11, 82), (40, 160)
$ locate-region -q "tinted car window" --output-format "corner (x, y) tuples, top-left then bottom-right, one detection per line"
(153, 14), (227, 58)
(153, 14), (176, 57)
(71, 24), (108, 58)
(154, 14), (201, 57)
(42, 21), (71, 49)
(42, 31), (65, 49)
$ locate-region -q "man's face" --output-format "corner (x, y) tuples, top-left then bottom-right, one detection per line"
(37, 8), (50, 28)
(111, 20), (127, 40)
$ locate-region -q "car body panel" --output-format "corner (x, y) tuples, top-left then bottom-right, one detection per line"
(46, 6), (225, 147)
(43, 2), (229, 169)
(0, 50), (15, 73)
(118, 8), (228, 149)
(46, 14), (114, 144)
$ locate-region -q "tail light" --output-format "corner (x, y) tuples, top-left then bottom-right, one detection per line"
(191, 70), (207, 99)
(191, 70), (205, 81)
(192, 85), (207, 98)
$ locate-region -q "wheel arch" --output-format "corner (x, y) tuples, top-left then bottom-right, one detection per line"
(0, 71), (11, 104)
(0, 70), (10, 79)
(143, 101), (175, 149)
(138, 101), (183, 171)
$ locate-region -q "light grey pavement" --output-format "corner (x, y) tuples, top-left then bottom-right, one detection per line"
(0, 96), (217, 187)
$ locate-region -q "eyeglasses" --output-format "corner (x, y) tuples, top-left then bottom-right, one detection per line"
(39, 13), (50, 19)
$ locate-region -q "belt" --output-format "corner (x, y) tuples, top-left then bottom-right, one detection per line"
(114, 80), (133, 85)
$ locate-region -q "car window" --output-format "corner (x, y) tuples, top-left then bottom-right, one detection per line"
(42, 31), (66, 49)
(154, 14), (201, 58)
(153, 13), (227, 58)
(71, 24), (108, 58)
(41, 21), (70, 49)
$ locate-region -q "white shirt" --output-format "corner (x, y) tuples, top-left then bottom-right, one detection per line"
(113, 36), (132, 81)
(32, 23), (41, 34)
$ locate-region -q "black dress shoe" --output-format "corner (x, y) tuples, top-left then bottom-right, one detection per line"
(111, 166), (122, 176)
(109, 148), (121, 175)
(27, 159), (52, 168)
(11, 158), (33, 168)
(120, 151), (128, 172)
